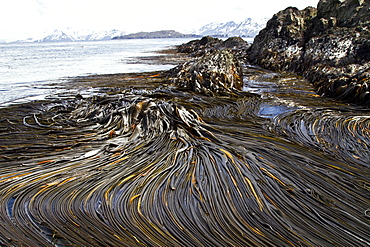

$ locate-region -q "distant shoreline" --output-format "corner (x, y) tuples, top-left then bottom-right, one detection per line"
(112, 30), (201, 40)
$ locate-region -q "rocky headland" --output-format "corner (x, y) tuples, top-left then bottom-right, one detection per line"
(248, 0), (370, 106)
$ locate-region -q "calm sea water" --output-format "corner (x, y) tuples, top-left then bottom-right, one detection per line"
(0, 38), (194, 105)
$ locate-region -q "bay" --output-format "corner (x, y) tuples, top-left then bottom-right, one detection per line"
(0, 38), (194, 105)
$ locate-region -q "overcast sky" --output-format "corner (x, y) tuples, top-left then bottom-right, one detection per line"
(0, 0), (319, 40)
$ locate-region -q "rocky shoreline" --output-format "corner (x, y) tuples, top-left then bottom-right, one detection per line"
(170, 0), (370, 107)
(0, 0), (369, 246)
(1, 43), (369, 245)
(249, 0), (370, 106)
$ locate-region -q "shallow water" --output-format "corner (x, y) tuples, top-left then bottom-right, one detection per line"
(0, 39), (193, 105)
(0, 57), (369, 246)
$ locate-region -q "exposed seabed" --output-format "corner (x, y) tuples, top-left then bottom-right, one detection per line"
(0, 49), (369, 246)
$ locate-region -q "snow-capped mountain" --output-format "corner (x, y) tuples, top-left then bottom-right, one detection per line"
(197, 21), (239, 36)
(17, 28), (127, 43)
(87, 29), (127, 41)
(12, 17), (269, 43)
(196, 18), (269, 38)
(40, 29), (74, 42)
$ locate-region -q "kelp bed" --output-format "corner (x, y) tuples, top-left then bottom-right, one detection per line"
(0, 67), (369, 246)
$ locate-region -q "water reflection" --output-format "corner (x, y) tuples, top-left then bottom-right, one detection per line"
(258, 104), (293, 118)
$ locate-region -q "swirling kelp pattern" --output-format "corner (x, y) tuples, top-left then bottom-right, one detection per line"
(0, 72), (369, 246)
(273, 109), (370, 166)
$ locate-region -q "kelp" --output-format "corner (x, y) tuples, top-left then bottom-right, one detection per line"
(273, 109), (370, 167)
(0, 70), (369, 246)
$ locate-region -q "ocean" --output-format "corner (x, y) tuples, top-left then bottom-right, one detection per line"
(0, 38), (194, 106)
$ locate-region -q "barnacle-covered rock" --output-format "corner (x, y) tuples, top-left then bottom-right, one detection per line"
(169, 49), (243, 96)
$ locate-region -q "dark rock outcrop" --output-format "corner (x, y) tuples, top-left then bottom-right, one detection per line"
(248, 0), (370, 106)
(222, 36), (249, 49)
(177, 36), (251, 59)
(249, 7), (317, 72)
(221, 37), (251, 63)
(177, 36), (224, 56)
(169, 49), (243, 96)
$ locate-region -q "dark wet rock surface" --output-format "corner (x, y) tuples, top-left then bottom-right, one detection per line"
(177, 36), (224, 56)
(177, 36), (251, 60)
(248, 0), (370, 106)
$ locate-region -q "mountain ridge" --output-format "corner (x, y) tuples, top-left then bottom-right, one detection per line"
(112, 30), (200, 39)
(11, 17), (269, 43)
(195, 18), (269, 38)
(14, 28), (127, 43)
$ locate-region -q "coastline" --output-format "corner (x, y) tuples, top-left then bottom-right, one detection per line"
(0, 36), (369, 246)
(0, 0), (369, 245)
(0, 38), (196, 106)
